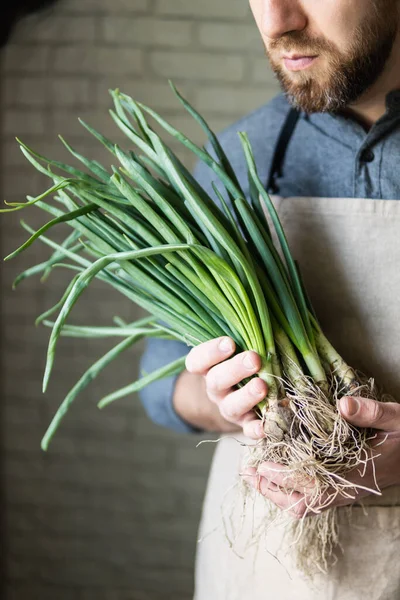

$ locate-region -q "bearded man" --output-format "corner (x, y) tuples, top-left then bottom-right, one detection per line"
(139, 2), (400, 598)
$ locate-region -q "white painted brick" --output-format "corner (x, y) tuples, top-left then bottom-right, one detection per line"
(178, 149), (197, 172)
(150, 51), (245, 82)
(4, 76), (51, 107)
(101, 17), (193, 48)
(52, 46), (144, 76)
(50, 110), (165, 148)
(145, 111), (258, 148)
(50, 78), (92, 107)
(2, 167), (47, 198)
(3, 109), (47, 136)
(24, 16), (96, 43)
(95, 80), (193, 110)
(4, 76), (94, 109)
(204, 115), (239, 134)
(196, 85), (274, 115)
(198, 23), (262, 52)
(2, 137), (72, 171)
(2, 140), (34, 168)
(154, 0), (250, 20)
(60, 0), (150, 13)
(51, 109), (113, 139)
(149, 113), (207, 146)
(3, 44), (51, 73)
(252, 56), (277, 84)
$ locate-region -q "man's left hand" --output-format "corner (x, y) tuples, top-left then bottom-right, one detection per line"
(243, 396), (400, 519)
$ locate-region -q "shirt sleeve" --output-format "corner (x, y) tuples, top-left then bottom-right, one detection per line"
(138, 336), (199, 433)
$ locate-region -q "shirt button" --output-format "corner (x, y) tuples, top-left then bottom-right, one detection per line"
(360, 149), (375, 163)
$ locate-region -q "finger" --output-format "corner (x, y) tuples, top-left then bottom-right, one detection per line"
(185, 337), (235, 375)
(242, 468), (285, 497)
(256, 462), (315, 493)
(243, 470), (307, 519)
(219, 377), (267, 421)
(205, 351), (262, 399)
(241, 413), (265, 440)
(256, 466), (339, 513)
(340, 396), (400, 432)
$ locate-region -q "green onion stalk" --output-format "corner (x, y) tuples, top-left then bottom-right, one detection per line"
(2, 83), (381, 572)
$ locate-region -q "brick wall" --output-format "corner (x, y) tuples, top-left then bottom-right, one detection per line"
(0, 1), (279, 598)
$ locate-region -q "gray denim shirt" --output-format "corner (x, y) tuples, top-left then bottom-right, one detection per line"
(138, 90), (400, 433)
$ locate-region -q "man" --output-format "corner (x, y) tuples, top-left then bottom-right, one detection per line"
(139, 0), (400, 595)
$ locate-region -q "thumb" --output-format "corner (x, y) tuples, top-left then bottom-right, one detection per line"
(339, 396), (400, 431)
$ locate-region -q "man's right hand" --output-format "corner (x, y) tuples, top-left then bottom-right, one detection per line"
(181, 336), (267, 439)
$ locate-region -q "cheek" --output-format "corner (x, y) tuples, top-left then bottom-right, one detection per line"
(249, 0), (372, 55)
(305, 0), (370, 51)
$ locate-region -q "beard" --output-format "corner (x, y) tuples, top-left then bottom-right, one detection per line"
(265, 2), (399, 113)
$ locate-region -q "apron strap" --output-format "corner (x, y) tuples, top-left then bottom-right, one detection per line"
(266, 107), (301, 194)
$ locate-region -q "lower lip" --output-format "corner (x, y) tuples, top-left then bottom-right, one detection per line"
(283, 56), (318, 71)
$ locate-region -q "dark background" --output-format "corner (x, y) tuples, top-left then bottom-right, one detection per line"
(0, 1), (278, 597)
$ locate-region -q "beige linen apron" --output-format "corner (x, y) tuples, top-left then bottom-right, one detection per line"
(194, 196), (400, 600)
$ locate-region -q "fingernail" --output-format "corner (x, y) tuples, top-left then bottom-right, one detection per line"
(219, 337), (233, 353)
(250, 378), (264, 396)
(243, 353), (257, 370)
(341, 396), (359, 417)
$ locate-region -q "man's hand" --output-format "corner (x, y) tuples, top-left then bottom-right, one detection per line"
(243, 396), (400, 518)
(182, 337), (267, 439)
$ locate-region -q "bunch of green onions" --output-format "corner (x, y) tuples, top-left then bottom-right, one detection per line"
(3, 84), (371, 518)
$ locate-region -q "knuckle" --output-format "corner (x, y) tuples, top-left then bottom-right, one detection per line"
(370, 400), (384, 424)
(251, 350), (261, 366)
(242, 422), (252, 438)
(217, 336), (235, 354)
(205, 370), (218, 393)
(239, 350), (260, 371)
(186, 339), (229, 375)
(205, 368), (225, 397)
(221, 402), (239, 422)
(243, 421), (258, 439)
(248, 377), (267, 397)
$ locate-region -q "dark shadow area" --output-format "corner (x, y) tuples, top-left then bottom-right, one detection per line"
(2, 3), (61, 595)
(2, 0), (62, 47)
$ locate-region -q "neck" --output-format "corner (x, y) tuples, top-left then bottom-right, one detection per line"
(345, 30), (400, 129)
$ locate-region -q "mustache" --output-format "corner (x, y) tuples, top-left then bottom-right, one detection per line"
(268, 31), (336, 55)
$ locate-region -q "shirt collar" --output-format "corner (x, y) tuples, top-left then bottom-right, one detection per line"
(302, 89), (400, 150)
